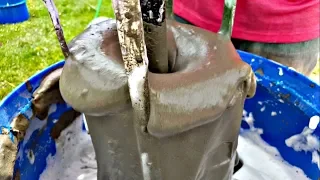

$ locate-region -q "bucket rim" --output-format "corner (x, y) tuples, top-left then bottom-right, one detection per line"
(238, 50), (320, 117)
(0, 0), (27, 8)
(0, 50), (319, 119)
(0, 60), (64, 121)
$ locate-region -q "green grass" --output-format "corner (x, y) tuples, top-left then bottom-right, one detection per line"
(0, 0), (114, 99)
(0, 0), (319, 100)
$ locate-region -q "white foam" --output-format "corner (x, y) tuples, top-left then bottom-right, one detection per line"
(285, 127), (320, 169)
(243, 110), (263, 134)
(39, 110), (313, 179)
(311, 151), (320, 169)
(271, 111), (277, 116)
(39, 116), (97, 180)
(234, 130), (311, 180)
(309, 116), (319, 130)
(278, 67), (284, 76)
(285, 127), (319, 152)
(235, 111), (313, 179)
(22, 118), (47, 147)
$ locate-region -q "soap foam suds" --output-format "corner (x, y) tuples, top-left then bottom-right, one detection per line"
(312, 151), (320, 169)
(278, 67), (284, 76)
(39, 115), (97, 180)
(309, 116), (319, 130)
(22, 118), (47, 147)
(235, 111), (312, 180)
(271, 111), (277, 116)
(243, 110), (263, 134)
(285, 127), (319, 152)
(285, 126), (320, 169)
(39, 111), (313, 179)
(234, 130), (311, 180)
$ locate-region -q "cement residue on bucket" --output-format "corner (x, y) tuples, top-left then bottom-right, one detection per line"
(39, 115), (97, 180)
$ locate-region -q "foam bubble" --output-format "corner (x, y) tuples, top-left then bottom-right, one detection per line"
(309, 116), (319, 130)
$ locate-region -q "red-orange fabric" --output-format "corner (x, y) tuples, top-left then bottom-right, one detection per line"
(174, 0), (320, 43)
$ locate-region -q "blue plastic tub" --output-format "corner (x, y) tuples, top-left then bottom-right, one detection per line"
(0, 50), (319, 179)
(0, 0), (29, 24)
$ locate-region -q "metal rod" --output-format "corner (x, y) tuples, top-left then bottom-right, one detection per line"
(218, 0), (237, 39)
(112, 0), (149, 127)
(112, 1), (163, 179)
(43, 0), (70, 58)
(94, 0), (104, 18)
(166, 0), (173, 18)
(140, 0), (168, 73)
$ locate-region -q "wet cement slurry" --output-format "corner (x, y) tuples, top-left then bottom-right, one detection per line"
(59, 19), (256, 180)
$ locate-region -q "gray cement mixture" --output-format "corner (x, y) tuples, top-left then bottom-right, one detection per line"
(59, 19), (256, 179)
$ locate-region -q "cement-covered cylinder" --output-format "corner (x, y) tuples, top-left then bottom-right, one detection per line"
(59, 19), (256, 180)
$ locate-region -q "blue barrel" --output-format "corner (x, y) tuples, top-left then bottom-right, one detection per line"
(0, 0), (29, 24)
(0, 50), (319, 179)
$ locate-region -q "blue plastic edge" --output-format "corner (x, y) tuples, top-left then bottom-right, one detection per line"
(238, 50), (319, 116)
(0, 0), (26, 8)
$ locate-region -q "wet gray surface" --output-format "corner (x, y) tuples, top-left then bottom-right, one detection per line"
(59, 19), (256, 180)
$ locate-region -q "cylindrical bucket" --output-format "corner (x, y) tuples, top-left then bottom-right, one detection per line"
(0, 51), (319, 180)
(0, 0), (29, 24)
(237, 51), (320, 180)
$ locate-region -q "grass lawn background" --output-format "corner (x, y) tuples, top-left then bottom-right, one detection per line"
(0, 0), (319, 100)
(0, 0), (114, 99)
